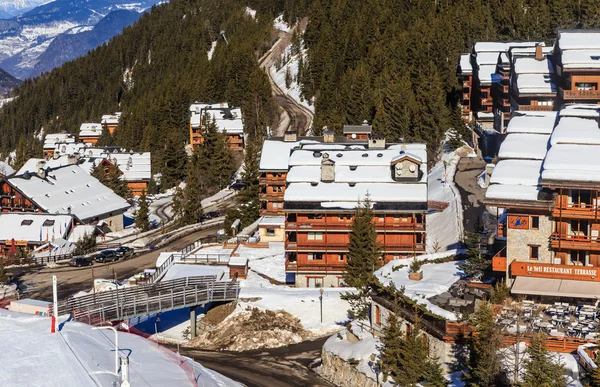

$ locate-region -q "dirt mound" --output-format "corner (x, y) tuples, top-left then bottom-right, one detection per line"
(202, 302), (236, 326)
(189, 305), (309, 351)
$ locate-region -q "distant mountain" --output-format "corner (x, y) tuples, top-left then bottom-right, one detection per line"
(0, 0), (162, 79)
(0, 0), (48, 19)
(31, 10), (141, 77)
(0, 67), (21, 95)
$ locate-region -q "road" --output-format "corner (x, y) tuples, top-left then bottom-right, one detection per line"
(453, 155), (488, 233)
(180, 338), (335, 387)
(14, 226), (221, 300)
(259, 18), (313, 136)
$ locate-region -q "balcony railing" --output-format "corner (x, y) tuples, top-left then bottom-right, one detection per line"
(285, 261), (346, 272)
(259, 192), (284, 200)
(259, 177), (286, 185)
(518, 104), (554, 111)
(492, 247), (507, 272)
(550, 233), (600, 251)
(552, 203), (600, 220)
(286, 221), (425, 232)
(560, 88), (600, 100)
(481, 97), (493, 105)
(285, 240), (425, 252)
(463, 81), (470, 88)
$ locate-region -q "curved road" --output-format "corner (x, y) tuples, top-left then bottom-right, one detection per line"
(179, 338), (334, 387)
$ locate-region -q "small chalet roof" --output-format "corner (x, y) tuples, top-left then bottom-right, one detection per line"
(550, 117), (600, 145)
(514, 73), (557, 95)
(459, 53), (472, 75)
(542, 143), (600, 184)
(556, 31), (600, 51)
(229, 257), (248, 267)
(18, 157), (101, 176)
(560, 104), (600, 118)
(7, 164), (130, 222)
(43, 133), (75, 150)
(258, 216), (285, 227)
(489, 160), (542, 186)
(343, 124), (373, 134)
(104, 152), (152, 181)
(79, 123), (103, 137)
(258, 139), (317, 171)
(284, 182), (427, 203)
(485, 184), (541, 202)
(0, 213), (73, 243)
(497, 134), (550, 160)
(514, 57), (554, 74)
(477, 64), (499, 84)
(101, 114), (120, 125)
(53, 142), (89, 157)
(510, 46), (553, 57)
(474, 41), (542, 53)
(561, 50), (600, 69)
(506, 112), (557, 134)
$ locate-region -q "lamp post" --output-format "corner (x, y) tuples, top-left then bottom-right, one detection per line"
(370, 353), (381, 386)
(319, 288), (324, 323)
(92, 326), (119, 376)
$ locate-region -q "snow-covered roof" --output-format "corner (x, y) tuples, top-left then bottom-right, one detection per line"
(560, 104), (600, 118)
(0, 161), (14, 176)
(0, 213), (72, 243)
(474, 41), (542, 53)
(258, 216), (285, 227)
(542, 143), (600, 183)
(229, 257), (248, 267)
(288, 145), (427, 168)
(506, 113), (557, 134)
(7, 164), (130, 222)
(258, 139), (315, 171)
(43, 133), (76, 150)
(557, 31), (600, 51)
(101, 114), (119, 125)
(53, 142), (89, 157)
(561, 49), (600, 69)
(489, 160), (542, 186)
(513, 57), (554, 74)
(67, 225), (96, 242)
(189, 103), (243, 134)
(510, 46), (553, 57)
(485, 184), (542, 202)
(478, 64), (499, 84)
(104, 152), (151, 181)
(17, 157), (100, 176)
(514, 73), (557, 94)
(459, 53), (472, 75)
(79, 123), (103, 137)
(550, 116), (600, 145)
(162, 264), (229, 282)
(498, 134), (550, 160)
(287, 165), (396, 183)
(284, 182), (427, 203)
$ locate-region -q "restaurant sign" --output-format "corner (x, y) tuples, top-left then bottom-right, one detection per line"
(508, 215), (529, 230)
(511, 261), (600, 281)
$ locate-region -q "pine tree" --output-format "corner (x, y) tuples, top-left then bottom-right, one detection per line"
(135, 191), (150, 232)
(380, 296), (404, 381)
(521, 333), (566, 387)
(590, 354), (600, 387)
(173, 150), (204, 226)
(395, 315), (430, 386)
(227, 140), (260, 229)
(285, 67), (293, 89)
(0, 259), (7, 284)
(465, 301), (505, 387)
(459, 224), (489, 279)
(341, 195), (381, 319)
(423, 356), (449, 387)
(161, 135), (186, 190)
(106, 163), (131, 199)
(74, 233), (97, 255)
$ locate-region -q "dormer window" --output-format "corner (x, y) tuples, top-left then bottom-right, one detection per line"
(350, 166), (357, 171)
(42, 220), (55, 227)
(21, 219), (33, 226)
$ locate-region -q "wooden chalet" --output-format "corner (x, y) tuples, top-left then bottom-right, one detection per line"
(101, 113), (121, 135)
(189, 103), (244, 151)
(79, 123), (103, 145)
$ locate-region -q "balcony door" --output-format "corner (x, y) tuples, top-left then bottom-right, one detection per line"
(569, 219), (589, 238)
(569, 250), (589, 266)
(568, 190), (593, 208)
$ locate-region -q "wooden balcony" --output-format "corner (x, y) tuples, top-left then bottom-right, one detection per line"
(259, 176), (286, 185)
(552, 204), (600, 220)
(518, 104), (554, 111)
(285, 261), (346, 272)
(550, 233), (600, 251)
(286, 221), (425, 232)
(492, 247), (507, 272)
(259, 192), (284, 200)
(463, 81), (470, 88)
(285, 240), (425, 252)
(384, 243), (426, 252)
(560, 88), (600, 101)
(481, 97), (493, 106)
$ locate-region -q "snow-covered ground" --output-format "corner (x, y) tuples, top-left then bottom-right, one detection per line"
(375, 251), (464, 321)
(427, 143), (474, 253)
(0, 309), (242, 387)
(207, 40), (217, 60)
(273, 14), (290, 32)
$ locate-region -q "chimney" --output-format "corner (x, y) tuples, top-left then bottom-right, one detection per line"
(535, 44), (543, 61)
(323, 129), (335, 143)
(284, 130), (297, 142)
(67, 152), (80, 165)
(368, 135), (386, 149)
(36, 161), (47, 179)
(320, 153), (335, 182)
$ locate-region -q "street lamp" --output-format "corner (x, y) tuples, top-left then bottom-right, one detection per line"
(319, 288), (324, 323)
(92, 326), (119, 376)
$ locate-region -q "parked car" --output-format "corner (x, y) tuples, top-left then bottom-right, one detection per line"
(94, 250), (117, 263)
(229, 180), (245, 190)
(199, 211), (221, 222)
(69, 257), (93, 267)
(115, 246), (134, 259)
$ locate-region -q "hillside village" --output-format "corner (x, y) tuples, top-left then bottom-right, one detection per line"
(5, 1), (600, 387)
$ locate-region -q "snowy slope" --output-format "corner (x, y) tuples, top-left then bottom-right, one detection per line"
(0, 309), (242, 387)
(0, 0), (48, 19)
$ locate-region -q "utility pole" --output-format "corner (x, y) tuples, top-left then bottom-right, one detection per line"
(319, 288), (324, 323)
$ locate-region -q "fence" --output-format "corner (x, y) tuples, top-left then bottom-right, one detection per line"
(179, 253), (230, 265)
(31, 253), (73, 265)
(56, 275), (239, 324)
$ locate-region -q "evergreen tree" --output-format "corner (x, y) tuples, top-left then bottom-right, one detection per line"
(161, 135), (186, 190)
(172, 150), (204, 226)
(423, 356), (449, 387)
(74, 233), (97, 256)
(380, 294), (404, 381)
(226, 140), (260, 230)
(589, 354), (600, 387)
(341, 195), (381, 319)
(521, 333), (566, 387)
(465, 301), (505, 387)
(196, 114), (235, 194)
(459, 225), (489, 279)
(106, 163), (131, 199)
(135, 191), (150, 232)
(0, 259), (7, 284)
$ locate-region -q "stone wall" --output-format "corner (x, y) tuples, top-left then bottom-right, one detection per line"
(319, 350), (379, 387)
(507, 214), (552, 264)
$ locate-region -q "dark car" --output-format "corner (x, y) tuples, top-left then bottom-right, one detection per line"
(69, 257), (93, 267)
(229, 180), (245, 190)
(94, 250), (117, 263)
(115, 246), (134, 259)
(199, 211), (221, 222)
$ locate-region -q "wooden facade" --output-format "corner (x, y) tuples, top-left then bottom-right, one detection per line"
(285, 212), (426, 275)
(559, 72), (600, 104)
(0, 181), (40, 213)
(189, 124), (244, 151)
(461, 75), (472, 121)
(259, 171), (287, 215)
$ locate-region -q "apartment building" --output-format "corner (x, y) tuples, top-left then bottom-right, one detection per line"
(101, 112), (121, 135)
(486, 104), (600, 299)
(189, 102), (244, 151)
(79, 123), (103, 145)
(457, 54), (473, 122)
(43, 133), (76, 158)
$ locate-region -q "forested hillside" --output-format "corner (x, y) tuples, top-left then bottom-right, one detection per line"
(2, 0), (600, 172)
(0, 0), (278, 175)
(295, 0), (600, 160)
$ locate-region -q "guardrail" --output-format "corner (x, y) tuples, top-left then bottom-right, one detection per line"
(56, 275), (238, 324)
(180, 253), (230, 264)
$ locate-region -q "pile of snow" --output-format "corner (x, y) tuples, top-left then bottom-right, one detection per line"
(0, 309), (242, 387)
(273, 14), (290, 32)
(244, 6), (256, 18)
(207, 40), (217, 60)
(375, 252), (464, 321)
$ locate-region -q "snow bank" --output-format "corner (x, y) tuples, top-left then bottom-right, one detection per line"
(0, 309), (242, 387)
(273, 15), (290, 32)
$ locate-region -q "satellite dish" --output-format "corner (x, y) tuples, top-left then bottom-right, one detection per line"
(351, 133), (357, 139)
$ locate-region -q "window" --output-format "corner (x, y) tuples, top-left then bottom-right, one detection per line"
(307, 253), (323, 261)
(531, 216), (539, 230)
(42, 220), (55, 227)
(374, 305), (381, 325)
(266, 228), (275, 236)
(576, 82), (596, 91)
(570, 219), (589, 237)
(570, 251), (588, 266)
(337, 277), (345, 287)
(568, 190), (592, 207)
(338, 254), (345, 261)
(307, 277), (324, 288)
(529, 245), (539, 260)
(307, 232), (323, 241)
(21, 219), (33, 226)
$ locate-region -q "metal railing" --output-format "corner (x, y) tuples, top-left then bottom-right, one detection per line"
(180, 253), (230, 264)
(56, 275), (239, 324)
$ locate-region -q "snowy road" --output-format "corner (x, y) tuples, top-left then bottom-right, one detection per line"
(454, 155), (488, 233)
(179, 338), (334, 387)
